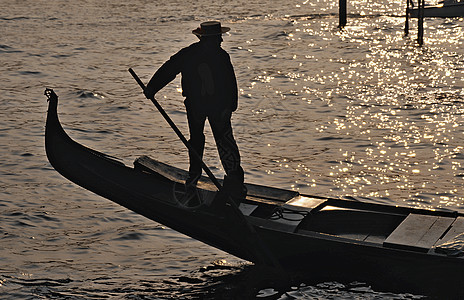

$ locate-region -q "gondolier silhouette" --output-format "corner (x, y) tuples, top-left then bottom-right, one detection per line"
(144, 21), (246, 203)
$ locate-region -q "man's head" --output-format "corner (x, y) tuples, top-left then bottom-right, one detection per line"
(192, 21), (230, 37)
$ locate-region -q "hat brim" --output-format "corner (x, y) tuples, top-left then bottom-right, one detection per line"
(192, 27), (230, 36)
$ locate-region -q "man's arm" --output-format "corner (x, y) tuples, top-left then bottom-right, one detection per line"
(144, 51), (184, 99)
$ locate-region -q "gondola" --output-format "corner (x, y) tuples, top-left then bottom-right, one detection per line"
(45, 89), (464, 297)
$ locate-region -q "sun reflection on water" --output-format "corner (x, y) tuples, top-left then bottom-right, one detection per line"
(236, 7), (464, 210)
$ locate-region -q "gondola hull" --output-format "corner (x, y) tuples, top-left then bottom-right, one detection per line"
(45, 90), (464, 297)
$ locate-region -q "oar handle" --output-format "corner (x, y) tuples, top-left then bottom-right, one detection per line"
(129, 68), (147, 91)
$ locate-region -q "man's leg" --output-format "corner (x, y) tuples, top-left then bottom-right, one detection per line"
(209, 111), (246, 202)
(186, 107), (207, 188)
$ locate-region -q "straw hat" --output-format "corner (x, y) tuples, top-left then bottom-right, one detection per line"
(192, 21), (230, 37)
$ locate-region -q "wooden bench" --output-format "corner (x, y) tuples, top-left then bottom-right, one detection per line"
(383, 214), (455, 252)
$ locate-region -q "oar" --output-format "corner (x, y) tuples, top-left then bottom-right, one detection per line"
(128, 68), (281, 269)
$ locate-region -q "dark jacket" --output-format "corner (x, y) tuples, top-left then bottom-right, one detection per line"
(146, 41), (238, 114)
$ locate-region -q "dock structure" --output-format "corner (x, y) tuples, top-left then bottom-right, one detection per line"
(417, 0), (425, 45)
(405, 0), (426, 46)
(340, 0), (425, 46)
(339, 0), (347, 28)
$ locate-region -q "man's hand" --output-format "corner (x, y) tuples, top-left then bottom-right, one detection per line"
(144, 86), (155, 99)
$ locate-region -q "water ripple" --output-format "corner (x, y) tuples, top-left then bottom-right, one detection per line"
(1, 0), (462, 298)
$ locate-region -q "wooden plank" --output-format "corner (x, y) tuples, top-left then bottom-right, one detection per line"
(135, 155), (298, 201)
(283, 196), (326, 211)
(417, 216), (454, 249)
(384, 214), (437, 250)
(436, 217), (464, 246)
(384, 214), (454, 252)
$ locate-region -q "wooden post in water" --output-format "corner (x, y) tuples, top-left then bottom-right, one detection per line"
(405, 0), (410, 36)
(417, 0), (425, 45)
(339, 0), (347, 28)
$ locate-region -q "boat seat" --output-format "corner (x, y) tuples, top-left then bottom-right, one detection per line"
(383, 214), (455, 252)
(282, 195), (326, 212)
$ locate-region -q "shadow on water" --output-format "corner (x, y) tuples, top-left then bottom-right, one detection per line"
(2, 263), (427, 299)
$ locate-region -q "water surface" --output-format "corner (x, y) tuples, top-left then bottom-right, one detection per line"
(1, 0), (463, 298)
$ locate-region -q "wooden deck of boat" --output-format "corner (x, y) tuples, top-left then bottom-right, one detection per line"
(134, 155), (297, 205)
